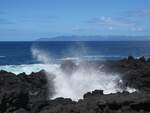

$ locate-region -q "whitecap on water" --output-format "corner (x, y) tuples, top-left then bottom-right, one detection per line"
(0, 64), (59, 75)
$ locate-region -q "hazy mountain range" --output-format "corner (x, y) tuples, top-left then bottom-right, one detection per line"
(37, 35), (150, 41)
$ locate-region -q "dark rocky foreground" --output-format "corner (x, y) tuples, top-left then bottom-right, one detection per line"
(0, 56), (150, 113)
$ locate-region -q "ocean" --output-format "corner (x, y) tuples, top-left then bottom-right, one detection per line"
(1, 41), (150, 65)
(0, 41), (150, 74)
(0, 41), (149, 74)
(0, 41), (142, 99)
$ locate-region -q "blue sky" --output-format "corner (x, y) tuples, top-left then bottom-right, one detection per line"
(0, 0), (150, 41)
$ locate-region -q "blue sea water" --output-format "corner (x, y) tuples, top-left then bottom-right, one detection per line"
(0, 41), (150, 65)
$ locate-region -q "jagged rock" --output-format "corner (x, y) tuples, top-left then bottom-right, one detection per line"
(139, 56), (146, 62)
(0, 70), (50, 113)
(0, 56), (150, 113)
(127, 56), (135, 61)
(83, 90), (104, 99)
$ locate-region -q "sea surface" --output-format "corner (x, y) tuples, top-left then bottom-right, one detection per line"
(0, 41), (150, 74)
(1, 41), (150, 64)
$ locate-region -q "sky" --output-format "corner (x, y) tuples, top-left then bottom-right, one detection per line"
(0, 0), (150, 41)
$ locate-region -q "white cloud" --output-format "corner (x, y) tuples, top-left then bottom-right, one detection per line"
(87, 16), (135, 30)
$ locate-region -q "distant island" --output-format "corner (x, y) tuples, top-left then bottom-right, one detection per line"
(36, 35), (150, 41)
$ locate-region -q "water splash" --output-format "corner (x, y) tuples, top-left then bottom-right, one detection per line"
(0, 47), (136, 100)
(51, 63), (122, 100)
(30, 47), (137, 100)
(31, 47), (52, 64)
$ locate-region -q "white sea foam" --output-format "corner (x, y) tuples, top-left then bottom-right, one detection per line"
(58, 55), (126, 62)
(0, 64), (59, 75)
(59, 57), (80, 61)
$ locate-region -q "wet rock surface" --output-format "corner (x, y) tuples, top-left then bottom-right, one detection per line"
(0, 70), (50, 113)
(101, 56), (150, 92)
(0, 57), (150, 113)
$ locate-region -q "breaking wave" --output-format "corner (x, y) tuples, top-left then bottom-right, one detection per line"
(0, 47), (136, 100)
(0, 64), (59, 75)
(31, 47), (136, 100)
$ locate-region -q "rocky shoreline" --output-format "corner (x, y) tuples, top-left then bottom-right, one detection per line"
(0, 56), (150, 113)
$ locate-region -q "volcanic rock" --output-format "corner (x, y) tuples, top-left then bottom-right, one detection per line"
(0, 56), (150, 113)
